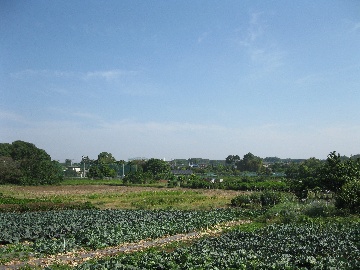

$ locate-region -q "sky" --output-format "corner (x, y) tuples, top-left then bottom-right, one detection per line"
(1, 0), (360, 162)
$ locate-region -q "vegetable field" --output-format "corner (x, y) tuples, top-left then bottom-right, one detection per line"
(0, 184), (359, 269)
(77, 221), (360, 269)
(0, 208), (259, 264)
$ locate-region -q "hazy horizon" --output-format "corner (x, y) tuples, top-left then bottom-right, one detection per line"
(1, 1), (360, 161)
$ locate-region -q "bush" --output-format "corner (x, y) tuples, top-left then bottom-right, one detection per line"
(123, 172), (154, 184)
(335, 179), (360, 213)
(260, 202), (303, 224)
(231, 194), (251, 207)
(231, 191), (289, 208)
(303, 200), (337, 217)
(260, 191), (283, 207)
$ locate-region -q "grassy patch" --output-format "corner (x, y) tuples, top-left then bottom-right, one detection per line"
(89, 190), (235, 210)
(0, 185), (242, 210)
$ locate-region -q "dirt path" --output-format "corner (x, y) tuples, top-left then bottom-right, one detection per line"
(0, 220), (250, 269)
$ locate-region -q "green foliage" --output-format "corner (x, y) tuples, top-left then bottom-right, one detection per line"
(223, 177), (289, 191)
(321, 151), (360, 192)
(231, 193), (261, 208)
(97, 152), (116, 164)
(179, 175), (289, 191)
(231, 191), (290, 208)
(75, 221), (360, 269)
(335, 179), (360, 213)
(261, 202), (302, 224)
(0, 156), (22, 184)
(0, 209), (257, 254)
(0, 143), (12, 156)
(285, 157), (323, 198)
(0, 193), (96, 212)
(286, 151), (360, 200)
(122, 171), (153, 184)
(302, 200), (337, 218)
(225, 154), (240, 166)
(260, 190), (284, 206)
(88, 163), (117, 179)
(87, 152), (118, 179)
(236, 152), (263, 173)
(0, 140), (63, 185)
(143, 158), (171, 178)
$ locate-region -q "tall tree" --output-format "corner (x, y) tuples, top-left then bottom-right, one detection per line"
(320, 151), (360, 192)
(87, 152), (117, 179)
(0, 140), (63, 185)
(285, 157), (323, 198)
(225, 155), (240, 166)
(143, 158), (171, 178)
(97, 152), (116, 164)
(0, 156), (22, 184)
(286, 151), (360, 198)
(237, 153), (263, 172)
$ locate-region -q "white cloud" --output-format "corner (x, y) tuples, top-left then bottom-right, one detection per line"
(197, 31), (209, 44)
(10, 69), (136, 81)
(84, 70), (136, 81)
(10, 69), (77, 79)
(350, 21), (360, 33)
(8, 68), (158, 97)
(248, 11), (264, 41)
(236, 11), (285, 77)
(238, 11), (265, 47)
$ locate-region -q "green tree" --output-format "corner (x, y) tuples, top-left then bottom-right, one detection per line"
(320, 151), (360, 192)
(87, 152), (117, 179)
(286, 151), (360, 199)
(0, 156), (22, 184)
(335, 179), (360, 213)
(0, 143), (12, 157)
(143, 158), (171, 179)
(65, 159), (73, 167)
(0, 140), (63, 185)
(225, 155), (240, 166)
(97, 152), (116, 164)
(285, 157), (324, 198)
(237, 153), (263, 172)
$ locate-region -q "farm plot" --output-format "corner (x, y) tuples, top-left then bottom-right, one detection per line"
(75, 220), (360, 269)
(0, 208), (260, 263)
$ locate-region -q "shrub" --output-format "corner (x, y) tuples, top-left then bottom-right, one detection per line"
(335, 179), (360, 214)
(231, 191), (294, 209)
(261, 202), (304, 224)
(260, 191), (283, 207)
(231, 193), (260, 208)
(303, 200), (337, 217)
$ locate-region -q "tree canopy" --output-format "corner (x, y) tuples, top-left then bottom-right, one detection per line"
(87, 152), (117, 179)
(286, 151), (360, 198)
(143, 158), (171, 178)
(0, 140), (63, 185)
(225, 155), (240, 166)
(237, 153), (263, 172)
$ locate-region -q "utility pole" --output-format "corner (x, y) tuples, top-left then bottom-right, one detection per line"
(82, 156), (86, 178)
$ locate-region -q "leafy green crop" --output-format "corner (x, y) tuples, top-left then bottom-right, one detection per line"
(74, 220), (360, 269)
(0, 208), (259, 255)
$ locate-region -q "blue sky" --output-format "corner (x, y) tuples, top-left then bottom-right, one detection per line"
(1, 0), (360, 162)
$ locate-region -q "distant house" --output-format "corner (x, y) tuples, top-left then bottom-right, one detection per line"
(64, 165), (84, 177)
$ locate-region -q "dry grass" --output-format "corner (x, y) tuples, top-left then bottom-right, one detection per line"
(0, 185), (245, 210)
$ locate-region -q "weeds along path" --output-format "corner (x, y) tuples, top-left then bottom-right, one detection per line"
(1, 220), (250, 269)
